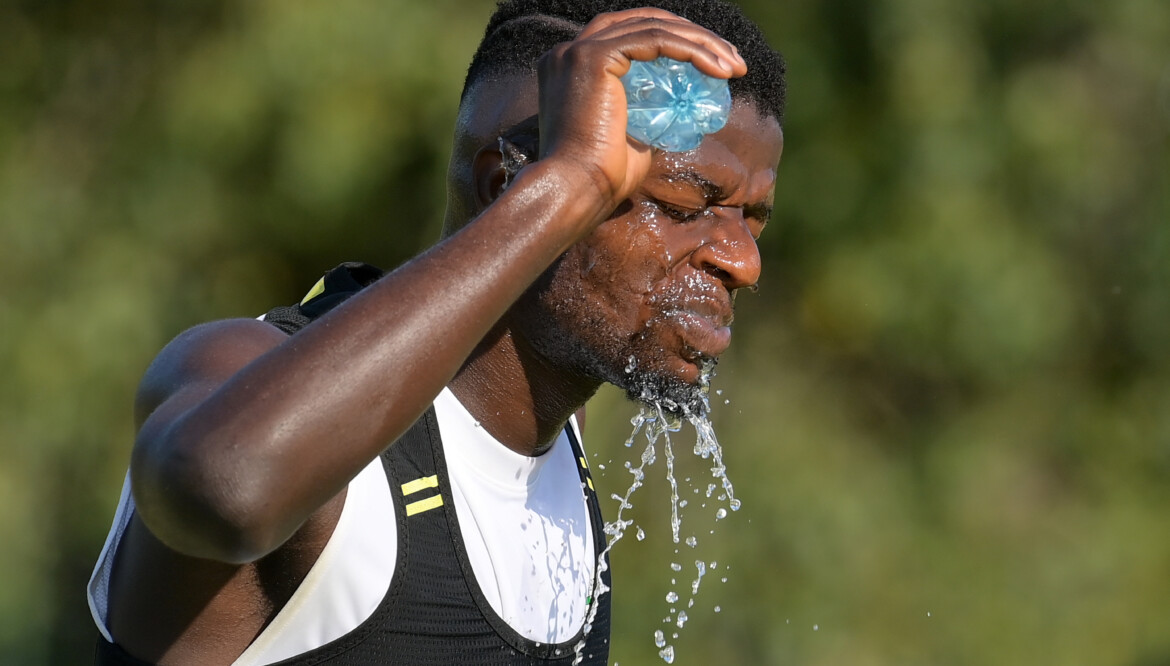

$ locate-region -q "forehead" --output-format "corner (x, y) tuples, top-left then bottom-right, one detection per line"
(642, 102), (783, 204)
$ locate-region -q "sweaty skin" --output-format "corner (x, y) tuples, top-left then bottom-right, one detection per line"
(105, 9), (779, 665)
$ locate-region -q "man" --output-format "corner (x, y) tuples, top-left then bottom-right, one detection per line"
(88, 0), (785, 663)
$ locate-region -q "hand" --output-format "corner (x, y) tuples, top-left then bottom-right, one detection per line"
(536, 9), (746, 212)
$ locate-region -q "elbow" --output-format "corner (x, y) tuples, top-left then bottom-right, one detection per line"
(129, 436), (289, 564)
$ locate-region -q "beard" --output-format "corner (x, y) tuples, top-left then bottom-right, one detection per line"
(620, 355), (716, 417)
(513, 259), (717, 418)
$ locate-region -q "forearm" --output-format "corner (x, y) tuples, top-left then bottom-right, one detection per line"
(132, 160), (609, 562)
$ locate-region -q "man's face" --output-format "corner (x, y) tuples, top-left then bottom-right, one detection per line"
(515, 101), (783, 413)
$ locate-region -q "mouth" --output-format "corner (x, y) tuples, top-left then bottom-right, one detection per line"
(634, 275), (735, 379)
(672, 311), (733, 360)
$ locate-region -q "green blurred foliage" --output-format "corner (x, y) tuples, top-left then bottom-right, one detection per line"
(0, 0), (1167, 664)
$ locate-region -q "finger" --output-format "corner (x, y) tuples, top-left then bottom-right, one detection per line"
(579, 10), (745, 71)
(576, 7), (696, 39)
(582, 17), (746, 76)
(586, 29), (745, 80)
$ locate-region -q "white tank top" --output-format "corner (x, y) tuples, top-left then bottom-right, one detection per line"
(88, 387), (594, 665)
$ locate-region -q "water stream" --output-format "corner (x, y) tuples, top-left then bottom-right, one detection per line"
(575, 362), (741, 664)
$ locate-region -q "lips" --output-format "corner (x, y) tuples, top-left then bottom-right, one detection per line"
(671, 310), (733, 359)
(656, 287), (735, 359)
(635, 273), (736, 371)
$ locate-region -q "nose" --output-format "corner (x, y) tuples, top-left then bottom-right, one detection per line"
(690, 207), (762, 291)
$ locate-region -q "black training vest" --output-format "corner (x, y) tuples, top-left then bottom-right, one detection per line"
(96, 263), (612, 666)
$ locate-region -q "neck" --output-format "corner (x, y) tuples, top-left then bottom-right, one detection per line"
(449, 324), (599, 456)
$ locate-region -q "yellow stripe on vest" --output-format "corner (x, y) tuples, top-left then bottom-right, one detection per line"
(401, 475), (439, 496)
(578, 456), (588, 469)
(300, 278), (326, 305)
(405, 494), (444, 516)
(586, 477), (594, 491)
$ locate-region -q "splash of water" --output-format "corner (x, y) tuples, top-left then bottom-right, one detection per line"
(574, 361), (741, 664)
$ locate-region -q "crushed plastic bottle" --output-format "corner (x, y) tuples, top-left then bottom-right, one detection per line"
(622, 57), (732, 152)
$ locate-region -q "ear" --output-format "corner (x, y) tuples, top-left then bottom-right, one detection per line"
(472, 144), (508, 211)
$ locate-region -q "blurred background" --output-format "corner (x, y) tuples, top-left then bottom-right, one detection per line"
(1, 0), (1167, 664)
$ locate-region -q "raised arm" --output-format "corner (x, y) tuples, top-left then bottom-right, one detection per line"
(129, 8), (747, 565)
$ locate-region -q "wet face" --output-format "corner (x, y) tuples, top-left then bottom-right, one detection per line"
(515, 102), (783, 414)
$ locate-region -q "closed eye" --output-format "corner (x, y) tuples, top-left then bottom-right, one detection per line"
(654, 199), (706, 223)
(745, 203), (772, 225)
(744, 203), (772, 238)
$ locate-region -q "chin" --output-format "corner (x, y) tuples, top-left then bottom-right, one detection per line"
(617, 357), (718, 418)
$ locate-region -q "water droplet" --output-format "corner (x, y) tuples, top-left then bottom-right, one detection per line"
(671, 562), (682, 571)
(665, 591), (679, 603)
(636, 527), (646, 541)
(714, 606), (721, 612)
(715, 508), (727, 520)
(676, 611), (688, 628)
(654, 630), (666, 648)
(813, 624), (819, 631)
(691, 560), (706, 594)
(685, 536), (697, 548)
(658, 646), (675, 663)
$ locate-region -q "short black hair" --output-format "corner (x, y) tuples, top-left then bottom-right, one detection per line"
(463, 0), (786, 124)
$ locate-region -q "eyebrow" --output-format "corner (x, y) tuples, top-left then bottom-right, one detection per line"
(665, 169), (725, 201)
(664, 169), (773, 223)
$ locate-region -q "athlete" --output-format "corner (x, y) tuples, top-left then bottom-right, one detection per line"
(88, 1), (786, 664)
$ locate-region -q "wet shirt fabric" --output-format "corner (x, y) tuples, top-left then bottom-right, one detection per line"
(89, 263), (612, 665)
(436, 387), (597, 643)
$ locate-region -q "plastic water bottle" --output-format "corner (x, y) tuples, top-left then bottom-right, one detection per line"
(621, 57), (732, 152)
